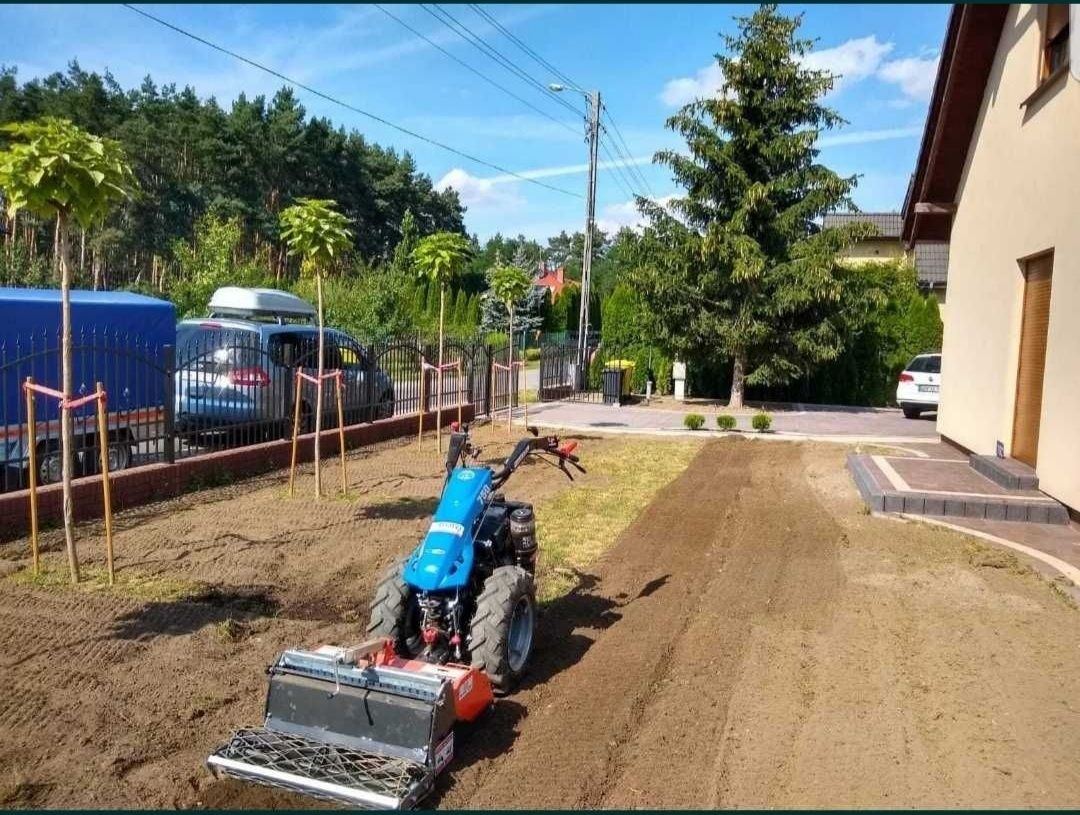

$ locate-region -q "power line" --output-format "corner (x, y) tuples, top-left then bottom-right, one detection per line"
(468, 4), (578, 89)
(121, 3), (583, 199)
(602, 107), (655, 197)
(464, 4), (656, 201)
(598, 140), (640, 201)
(421, 4), (583, 120)
(372, 4), (579, 138)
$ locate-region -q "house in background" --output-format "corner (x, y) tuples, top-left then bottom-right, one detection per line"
(823, 212), (905, 263)
(902, 3), (1078, 515)
(823, 211), (950, 315)
(533, 264), (573, 299)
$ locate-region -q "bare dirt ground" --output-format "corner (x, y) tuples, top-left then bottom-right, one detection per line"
(3, 435), (1080, 808)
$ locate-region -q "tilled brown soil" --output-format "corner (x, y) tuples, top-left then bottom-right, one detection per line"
(438, 440), (1080, 808)
(4, 437), (1080, 808)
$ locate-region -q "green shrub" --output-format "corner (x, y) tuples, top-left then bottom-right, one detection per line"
(751, 411), (773, 432)
(716, 414), (737, 431)
(524, 347), (541, 362)
(683, 413), (705, 431)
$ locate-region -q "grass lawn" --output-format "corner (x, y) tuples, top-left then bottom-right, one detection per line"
(533, 436), (704, 600)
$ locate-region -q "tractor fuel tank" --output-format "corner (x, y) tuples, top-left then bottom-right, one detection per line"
(405, 467), (493, 592)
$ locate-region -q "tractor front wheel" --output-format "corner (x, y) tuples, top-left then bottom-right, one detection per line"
(366, 561), (423, 657)
(469, 565), (536, 694)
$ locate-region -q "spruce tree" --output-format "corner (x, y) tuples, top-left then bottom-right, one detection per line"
(632, 4), (881, 408)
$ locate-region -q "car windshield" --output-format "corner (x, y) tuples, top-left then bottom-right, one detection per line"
(905, 355), (941, 374)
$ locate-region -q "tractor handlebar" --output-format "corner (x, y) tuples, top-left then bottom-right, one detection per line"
(491, 433), (584, 488)
(445, 424), (584, 489)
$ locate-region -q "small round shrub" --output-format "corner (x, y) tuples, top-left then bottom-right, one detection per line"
(752, 411), (773, 432)
(524, 347), (541, 362)
(683, 413), (705, 431)
(716, 414), (737, 431)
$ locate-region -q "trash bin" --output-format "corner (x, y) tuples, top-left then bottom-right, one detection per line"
(602, 360), (636, 404)
(607, 359), (636, 398)
(602, 367), (623, 405)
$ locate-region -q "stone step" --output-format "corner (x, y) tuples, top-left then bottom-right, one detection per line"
(848, 454), (1068, 525)
(970, 454), (1039, 490)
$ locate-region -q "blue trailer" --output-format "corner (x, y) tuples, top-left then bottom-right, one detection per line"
(0, 288), (176, 488)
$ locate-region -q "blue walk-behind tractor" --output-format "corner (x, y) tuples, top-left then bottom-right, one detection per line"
(208, 424), (583, 809)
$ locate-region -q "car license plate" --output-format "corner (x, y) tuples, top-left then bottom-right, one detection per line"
(918, 384), (939, 393)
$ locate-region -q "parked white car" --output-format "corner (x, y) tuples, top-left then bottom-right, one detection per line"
(896, 353), (940, 419)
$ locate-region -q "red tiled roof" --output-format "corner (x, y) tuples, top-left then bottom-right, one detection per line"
(534, 266), (574, 297)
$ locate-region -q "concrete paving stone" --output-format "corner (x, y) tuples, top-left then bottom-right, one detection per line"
(1027, 505), (1049, 525)
(903, 496), (926, 514)
(1006, 503), (1028, 522)
(924, 497), (946, 516)
(944, 499), (966, 517)
(964, 501), (987, 519)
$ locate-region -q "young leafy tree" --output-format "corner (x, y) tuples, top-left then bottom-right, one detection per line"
(632, 5), (879, 408)
(391, 208), (419, 275)
(412, 231), (471, 438)
(0, 116), (135, 583)
(487, 255), (532, 368)
(279, 198), (352, 498)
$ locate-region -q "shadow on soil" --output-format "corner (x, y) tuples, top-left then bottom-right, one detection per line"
(108, 586), (280, 642)
(429, 569), (636, 805)
(355, 496), (440, 521)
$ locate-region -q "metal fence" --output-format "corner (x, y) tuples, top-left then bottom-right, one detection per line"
(2, 329), (509, 493)
(1, 327), (171, 493)
(538, 338), (643, 405)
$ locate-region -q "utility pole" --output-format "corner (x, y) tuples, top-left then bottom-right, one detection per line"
(576, 90), (600, 387)
(550, 82), (601, 389)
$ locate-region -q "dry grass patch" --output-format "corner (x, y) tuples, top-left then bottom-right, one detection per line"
(7, 559), (203, 602)
(535, 436), (703, 601)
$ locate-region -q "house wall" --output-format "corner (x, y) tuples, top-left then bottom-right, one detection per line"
(942, 3), (1080, 509)
(837, 239), (907, 263)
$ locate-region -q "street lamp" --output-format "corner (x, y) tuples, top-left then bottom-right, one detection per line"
(550, 82), (600, 389)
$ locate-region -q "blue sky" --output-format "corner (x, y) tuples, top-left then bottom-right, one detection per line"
(4, 3), (950, 240)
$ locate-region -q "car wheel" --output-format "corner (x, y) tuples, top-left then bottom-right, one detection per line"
(902, 406), (922, 419)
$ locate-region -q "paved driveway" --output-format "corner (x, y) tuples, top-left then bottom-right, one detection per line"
(520, 401), (939, 442)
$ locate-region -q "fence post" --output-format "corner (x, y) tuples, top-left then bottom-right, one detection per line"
(483, 342), (494, 417)
(162, 343), (175, 464)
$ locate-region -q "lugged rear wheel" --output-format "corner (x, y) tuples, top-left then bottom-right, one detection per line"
(366, 560), (423, 656)
(468, 565), (536, 694)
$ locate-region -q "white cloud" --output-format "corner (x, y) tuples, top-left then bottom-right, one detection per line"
(800, 35), (894, 91)
(435, 168), (524, 210)
(817, 126), (923, 147)
(659, 35), (943, 108)
(659, 62), (726, 107)
(596, 194), (677, 234)
(877, 55), (940, 102)
(486, 155), (652, 185)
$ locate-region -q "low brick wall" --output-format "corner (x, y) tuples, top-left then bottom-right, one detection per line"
(0, 404), (474, 542)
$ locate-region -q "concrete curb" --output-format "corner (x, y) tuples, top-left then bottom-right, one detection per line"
(513, 416), (938, 446)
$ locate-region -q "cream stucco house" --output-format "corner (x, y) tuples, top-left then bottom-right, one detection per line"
(902, 3), (1078, 515)
(824, 211), (949, 316)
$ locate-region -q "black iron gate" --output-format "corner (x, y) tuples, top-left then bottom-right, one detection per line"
(538, 339), (636, 405)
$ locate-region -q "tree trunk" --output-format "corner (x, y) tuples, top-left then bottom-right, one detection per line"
(436, 285), (445, 447)
(314, 271), (325, 500)
(53, 217), (61, 283)
(79, 228), (86, 276)
(57, 210), (81, 584)
(92, 246), (101, 291)
(507, 305), (514, 429)
(729, 352), (747, 411)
